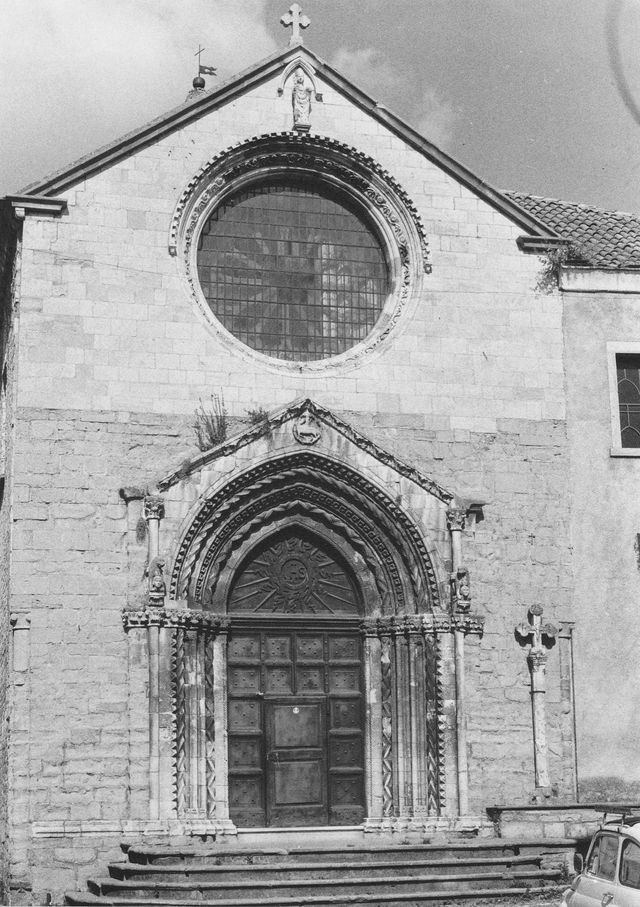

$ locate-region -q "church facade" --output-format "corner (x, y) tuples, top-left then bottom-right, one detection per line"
(2, 19), (640, 905)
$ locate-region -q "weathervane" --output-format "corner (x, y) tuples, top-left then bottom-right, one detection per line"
(280, 4), (310, 46)
(192, 45), (217, 91)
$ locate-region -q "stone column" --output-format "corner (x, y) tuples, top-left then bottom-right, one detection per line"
(361, 623), (383, 824)
(447, 505), (469, 816)
(558, 621), (578, 799)
(143, 494), (165, 820)
(515, 604), (558, 794)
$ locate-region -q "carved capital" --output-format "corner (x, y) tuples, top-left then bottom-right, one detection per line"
(143, 496), (165, 522)
(122, 607), (230, 634)
(10, 613), (31, 632)
(446, 508), (466, 532)
(362, 611), (484, 639)
(451, 613), (485, 636)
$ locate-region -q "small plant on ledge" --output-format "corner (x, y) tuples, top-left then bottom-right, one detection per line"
(535, 241), (592, 294)
(194, 392), (228, 452)
(247, 405), (272, 439)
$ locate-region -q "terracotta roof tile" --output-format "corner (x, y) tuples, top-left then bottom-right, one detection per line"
(505, 191), (640, 269)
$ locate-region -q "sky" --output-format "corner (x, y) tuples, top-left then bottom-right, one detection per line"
(2, 0), (640, 213)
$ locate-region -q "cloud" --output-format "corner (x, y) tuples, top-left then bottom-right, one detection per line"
(412, 87), (458, 150)
(330, 47), (401, 101)
(330, 46), (457, 150)
(0, 0), (278, 194)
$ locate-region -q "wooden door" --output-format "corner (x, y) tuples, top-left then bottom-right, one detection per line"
(265, 699), (327, 826)
(227, 627), (364, 827)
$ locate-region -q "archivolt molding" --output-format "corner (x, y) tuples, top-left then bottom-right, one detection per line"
(168, 132), (431, 372)
(197, 500), (390, 612)
(188, 475), (431, 609)
(168, 453), (443, 612)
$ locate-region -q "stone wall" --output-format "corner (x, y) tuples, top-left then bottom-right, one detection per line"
(564, 289), (640, 786)
(0, 210), (19, 906)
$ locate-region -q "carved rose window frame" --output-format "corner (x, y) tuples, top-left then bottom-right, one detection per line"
(169, 132), (431, 374)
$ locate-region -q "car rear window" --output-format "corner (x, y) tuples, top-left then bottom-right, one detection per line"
(586, 833), (619, 881)
(621, 839), (640, 889)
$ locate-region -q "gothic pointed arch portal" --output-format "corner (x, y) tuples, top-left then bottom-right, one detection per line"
(170, 451), (448, 830)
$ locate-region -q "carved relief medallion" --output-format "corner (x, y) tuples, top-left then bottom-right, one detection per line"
(293, 410), (321, 445)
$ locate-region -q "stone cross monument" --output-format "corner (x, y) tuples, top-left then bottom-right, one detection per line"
(515, 604), (558, 792)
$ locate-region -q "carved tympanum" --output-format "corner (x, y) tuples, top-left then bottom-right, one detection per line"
(228, 531), (361, 615)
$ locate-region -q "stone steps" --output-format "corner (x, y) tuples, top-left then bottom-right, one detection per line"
(64, 839), (572, 906)
(107, 853), (546, 881)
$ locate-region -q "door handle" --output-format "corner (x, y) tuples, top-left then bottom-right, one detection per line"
(602, 893), (614, 906)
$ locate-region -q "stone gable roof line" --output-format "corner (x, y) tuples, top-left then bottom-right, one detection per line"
(15, 45), (555, 238)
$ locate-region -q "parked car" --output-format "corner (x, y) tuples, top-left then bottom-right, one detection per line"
(562, 817), (640, 906)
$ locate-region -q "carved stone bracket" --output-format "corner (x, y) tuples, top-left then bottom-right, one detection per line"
(122, 607), (230, 634)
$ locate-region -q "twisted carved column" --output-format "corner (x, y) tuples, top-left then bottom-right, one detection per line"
(361, 613), (477, 824)
(447, 504), (470, 816)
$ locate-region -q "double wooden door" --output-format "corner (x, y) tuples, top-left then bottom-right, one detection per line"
(227, 626), (365, 827)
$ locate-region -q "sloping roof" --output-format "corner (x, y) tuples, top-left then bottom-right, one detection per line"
(15, 44), (553, 238)
(505, 191), (640, 269)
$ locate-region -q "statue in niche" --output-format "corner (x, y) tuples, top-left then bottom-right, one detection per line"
(451, 566), (471, 612)
(291, 70), (312, 131)
(148, 556), (167, 607)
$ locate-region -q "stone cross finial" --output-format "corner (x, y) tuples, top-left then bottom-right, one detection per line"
(281, 3), (310, 46)
(515, 603), (557, 653)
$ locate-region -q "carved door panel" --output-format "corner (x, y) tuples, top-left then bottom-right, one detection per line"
(227, 632), (266, 826)
(265, 699), (327, 826)
(227, 627), (364, 828)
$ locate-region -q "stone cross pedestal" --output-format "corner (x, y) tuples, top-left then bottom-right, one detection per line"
(515, 604), (558, 792)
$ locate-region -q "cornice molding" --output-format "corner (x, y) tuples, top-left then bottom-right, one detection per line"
(4, 195), (67, 220)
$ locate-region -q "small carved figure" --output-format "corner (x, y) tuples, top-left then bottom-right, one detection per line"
(451, 566), (471, 612)
(291, 70), (312, 131)
(293, 409), (321, 445)
(148, 557), (167, 607)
